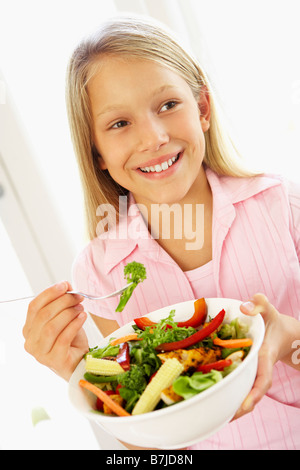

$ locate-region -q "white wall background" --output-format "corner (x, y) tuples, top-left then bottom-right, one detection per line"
(0, 0), (119, 451)
(186, 0), (300, 180)
(0, 0), (299, 450)
(0, 0), (118, 259)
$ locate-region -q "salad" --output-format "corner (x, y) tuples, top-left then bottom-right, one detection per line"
(79, 298), (253, 417)
(115, 261), (147, 312)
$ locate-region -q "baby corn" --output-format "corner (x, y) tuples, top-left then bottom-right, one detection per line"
(132, 358), (184, 415)
(85, 356), (125, 375)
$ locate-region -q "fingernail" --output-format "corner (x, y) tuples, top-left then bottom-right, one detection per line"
(55, 281), (67, 291)
(74, 304), (84, 312)
(73, 294), (84, 302)
(241, 301), (255, 314)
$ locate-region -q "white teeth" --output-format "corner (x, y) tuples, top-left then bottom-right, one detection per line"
(140, 153), (180, 173)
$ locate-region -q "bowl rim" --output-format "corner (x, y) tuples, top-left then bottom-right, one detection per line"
(69, 297), (265, 423)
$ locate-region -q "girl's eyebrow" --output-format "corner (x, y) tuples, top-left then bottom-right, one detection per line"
(152, 84), (178, 95)
(96, 85), (178, 118)
(97, 104), (124, 118)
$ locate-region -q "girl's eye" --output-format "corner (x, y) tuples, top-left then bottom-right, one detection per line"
(111, 120), (129, 129)
(160, 100), (178, 112)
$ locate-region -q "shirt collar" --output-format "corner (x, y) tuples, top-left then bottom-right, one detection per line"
(206, 167), (282, 226)
(102, 193), (162, 274)
(102, 168), (282, 274)
(206, 167), (282, 205)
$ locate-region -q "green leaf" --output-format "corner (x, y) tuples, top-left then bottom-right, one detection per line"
(172, 370), (223, 400)
(86, 343), (120, 359)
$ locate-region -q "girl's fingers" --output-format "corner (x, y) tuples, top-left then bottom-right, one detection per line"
(234, 293), (280, 419)
(23, 281), (85, 360)
(31, 303), (85, 355)
(241, 344), (274, 413)
(23, 286), (83, 339)
(24, 281), (71, 335)
(30, 292), (84, 336)
(49, 311), (89, 376)
(240, 293), (279, 323)
(29, 281), (71, 313)
(23, 281), (89, 381)
(54, 310), (88, 355)
(240, 292), (279, 363)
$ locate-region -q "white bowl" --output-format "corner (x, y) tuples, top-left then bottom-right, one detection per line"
(68, 298), (265, 449)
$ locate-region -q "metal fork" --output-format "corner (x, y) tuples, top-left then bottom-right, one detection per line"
(66, 282), (134, 300)
(0, 282), (134, 303)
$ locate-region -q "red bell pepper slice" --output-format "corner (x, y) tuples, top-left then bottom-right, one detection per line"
(196, 359), (232, 373)
(133, 316), (173, 330)
(177, 298), (207, 328)
(155, 309), (226, 352)
(133, 317), (156, 330)
(116, 342), (130, 371)
(133, 298), (207, 331)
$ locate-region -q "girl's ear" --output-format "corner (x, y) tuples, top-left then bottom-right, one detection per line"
(198, 85), (211, 133)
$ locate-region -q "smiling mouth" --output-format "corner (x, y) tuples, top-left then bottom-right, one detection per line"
(139, 153), (181, 173)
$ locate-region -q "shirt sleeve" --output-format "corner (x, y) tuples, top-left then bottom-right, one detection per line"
(287, 179), (300, 262)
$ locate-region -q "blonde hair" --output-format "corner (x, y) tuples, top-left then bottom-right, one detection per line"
(66, 15), (254, 240)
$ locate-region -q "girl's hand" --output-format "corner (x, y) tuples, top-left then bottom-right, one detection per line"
(23, 281), (89, 381)
(234, 293), (300, 419)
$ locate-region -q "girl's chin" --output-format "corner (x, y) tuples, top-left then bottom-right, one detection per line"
(133, 185), (191, 207)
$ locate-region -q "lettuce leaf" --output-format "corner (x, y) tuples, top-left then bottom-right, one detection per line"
(218, 318), (249, 340)
(86, 343), (120, 359)
(172, 370), (223, 400)
(136, 310), (197, 349)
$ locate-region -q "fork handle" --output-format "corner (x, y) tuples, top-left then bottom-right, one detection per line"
(66, 291), (90, 298)
(0, 292), (78, 303)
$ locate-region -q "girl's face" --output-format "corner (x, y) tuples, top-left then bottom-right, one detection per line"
(88, 55), (210, 206)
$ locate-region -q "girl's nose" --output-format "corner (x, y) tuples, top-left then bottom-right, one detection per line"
(136, 116), (169, 153)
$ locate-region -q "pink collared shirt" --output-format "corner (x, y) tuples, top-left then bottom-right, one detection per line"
(72, 168), (300, 450)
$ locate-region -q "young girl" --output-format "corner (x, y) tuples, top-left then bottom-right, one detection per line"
(23, 16), (300, 450)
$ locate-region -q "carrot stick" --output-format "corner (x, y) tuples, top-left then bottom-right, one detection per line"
(79, 380), (130, 417)
(213, 337), (253, 348)
(110, 334), (141, 346)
